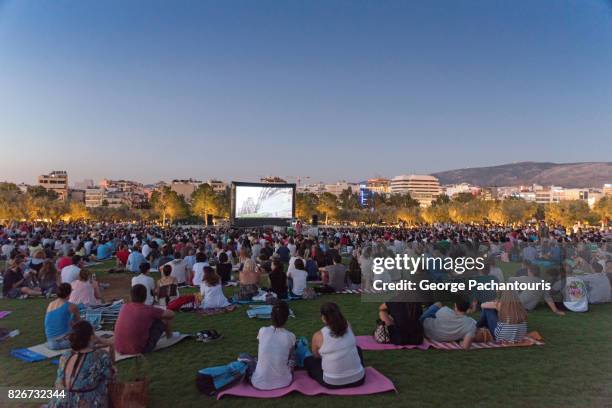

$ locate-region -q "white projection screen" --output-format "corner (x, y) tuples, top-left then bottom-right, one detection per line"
(231, 182), (296, 226)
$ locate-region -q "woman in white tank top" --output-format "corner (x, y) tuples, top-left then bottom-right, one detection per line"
(304, 302), (365, 388)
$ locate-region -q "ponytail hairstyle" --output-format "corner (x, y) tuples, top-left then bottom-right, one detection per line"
(271, 301), (290, 328)
(320, 302), (348, 338)
(69, 320), (94, 351)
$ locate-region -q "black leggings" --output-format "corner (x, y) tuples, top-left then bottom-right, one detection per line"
(303, 347), (365, 389)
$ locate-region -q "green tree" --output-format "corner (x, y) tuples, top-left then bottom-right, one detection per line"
(64, 201), (90, 221)
(191, 183), (218, 225)
(338, 189), (360, 210)
(545, 200), (594, 227)
(317, 192), (339, 225)
(431, 194), (451, 207)
(26, 186), (59, 201)
(0, 186), (24, 221)
(150, 186), (188, 224)
(296, 192), (319, 220)
(592, 196), (611, 224)
(453, 192), (476, 203)
(387, 193), (420, 208)
(215, 187), (231, 219)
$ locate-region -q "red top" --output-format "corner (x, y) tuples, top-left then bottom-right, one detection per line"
(114, 303), (164, 354)
(116, 249), (130, 266)
(57, 256), (72, 271)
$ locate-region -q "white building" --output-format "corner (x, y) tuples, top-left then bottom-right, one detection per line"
(85, 188), (105, 208)
(38, 170), (68, 199)
(390, 175), (441, 207)
(298, 182), (326, 194)
(207, 179), (227, 193)
(443, 183), (481, 198)
(324, 181), (360, 196)
(170, 179), (202, 201)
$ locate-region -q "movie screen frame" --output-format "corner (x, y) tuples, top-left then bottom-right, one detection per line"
(230, 181), (296, 227)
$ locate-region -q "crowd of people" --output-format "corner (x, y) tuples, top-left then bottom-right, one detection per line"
(1, 220), (611, 405)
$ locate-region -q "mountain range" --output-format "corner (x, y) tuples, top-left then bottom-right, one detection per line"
(431, 162), (612, 188)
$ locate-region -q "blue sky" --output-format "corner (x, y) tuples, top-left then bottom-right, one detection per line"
(1, 0), (611, 184)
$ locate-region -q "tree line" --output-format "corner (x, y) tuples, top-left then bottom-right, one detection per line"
(0, 182), (610, 227)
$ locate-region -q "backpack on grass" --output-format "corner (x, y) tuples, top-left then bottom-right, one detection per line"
(196, 360), (247, 396)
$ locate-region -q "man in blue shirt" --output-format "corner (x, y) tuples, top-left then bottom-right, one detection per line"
(96, 240), (113, 260)
(127, 245), (146, 273)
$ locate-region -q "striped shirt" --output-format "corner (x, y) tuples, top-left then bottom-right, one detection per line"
(494, 321), (527, 343)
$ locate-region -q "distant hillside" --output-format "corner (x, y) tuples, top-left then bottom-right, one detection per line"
(432, 162), (612, 188)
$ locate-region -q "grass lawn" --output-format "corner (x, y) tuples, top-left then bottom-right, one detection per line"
(1, 260), (611, 407)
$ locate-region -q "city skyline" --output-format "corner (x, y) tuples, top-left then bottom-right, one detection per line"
(1, 1), (612, 183)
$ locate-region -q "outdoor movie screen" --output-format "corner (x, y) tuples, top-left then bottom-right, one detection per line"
(234, 184), (294, 219)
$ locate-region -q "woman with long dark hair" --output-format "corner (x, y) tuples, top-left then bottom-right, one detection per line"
(304, 302), (365, 388)
(49, 320), (114, 407)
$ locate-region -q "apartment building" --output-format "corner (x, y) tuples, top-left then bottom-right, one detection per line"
(390, 174), (441, 207)
(38, 170), (68, 199)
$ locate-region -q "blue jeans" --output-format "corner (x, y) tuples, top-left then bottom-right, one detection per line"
(47, 336), (71, 350)
(419, 304), (440, 322)
(477, 308), (499, 336)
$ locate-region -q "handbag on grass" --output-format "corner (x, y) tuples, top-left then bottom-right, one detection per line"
(374, 319), (390, 344)
(110, 355), (149, 408)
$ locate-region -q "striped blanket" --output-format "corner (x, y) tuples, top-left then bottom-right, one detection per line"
(79, 300), (124, 328)
(356, 332), (544, 351)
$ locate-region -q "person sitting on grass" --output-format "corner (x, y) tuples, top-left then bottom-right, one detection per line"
(114, 284), (175, 355)
(378, 301), (424, 345)
(111, 243), (130, 273)
(126, 244), (146, 273)
(509, 265), (565, 316)
(269, 259), (288, 300)
(251, 301), (296, 390)
(163, 252), (190, 286)
(200, 266), (230, 309)
(216, 251), (233, 283)
(420, 300), (477, 350)
(304, 249), (319, 281)
(60, 255), (83, 284)
(39, 260), (59, 296)
(478, 290), (528, 343)
(238, 259), (260, 301)
(45, 283), (81, 350)
(157, 264), (179, 306)
(304, 302), (365, 388)
(192, 252), (209, 287)
(48, 320), (114, 408)
(287, 259), (308, 298)
(132, 262), (156, 306)
(69, 269), (102, 306)
(2, 255), (43, 299)
(317, 254), (348, 293)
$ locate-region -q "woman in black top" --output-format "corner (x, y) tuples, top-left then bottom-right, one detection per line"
(268, 259), (288, 300)
(216, 252), (233, 283)
(378, 302), (423, 345)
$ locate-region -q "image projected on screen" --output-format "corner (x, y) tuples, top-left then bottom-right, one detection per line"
(235, 186), (293, 219)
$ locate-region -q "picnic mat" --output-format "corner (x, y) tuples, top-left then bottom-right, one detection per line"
(115, 333), (190, 361)
(217, 367), (396, 400)
(246, 305), (295, 319)
(356, 331), (544, 351)
(0, 311), (11, 319)
(335, 288), (377, 295)
(11, 331), (190, 362)
(195, 305), (237, 316)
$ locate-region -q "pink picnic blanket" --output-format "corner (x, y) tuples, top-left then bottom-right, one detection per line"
(0, 311), (11, 319)
(356, 332), (544, 351)
(217, 367), (396, 399)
